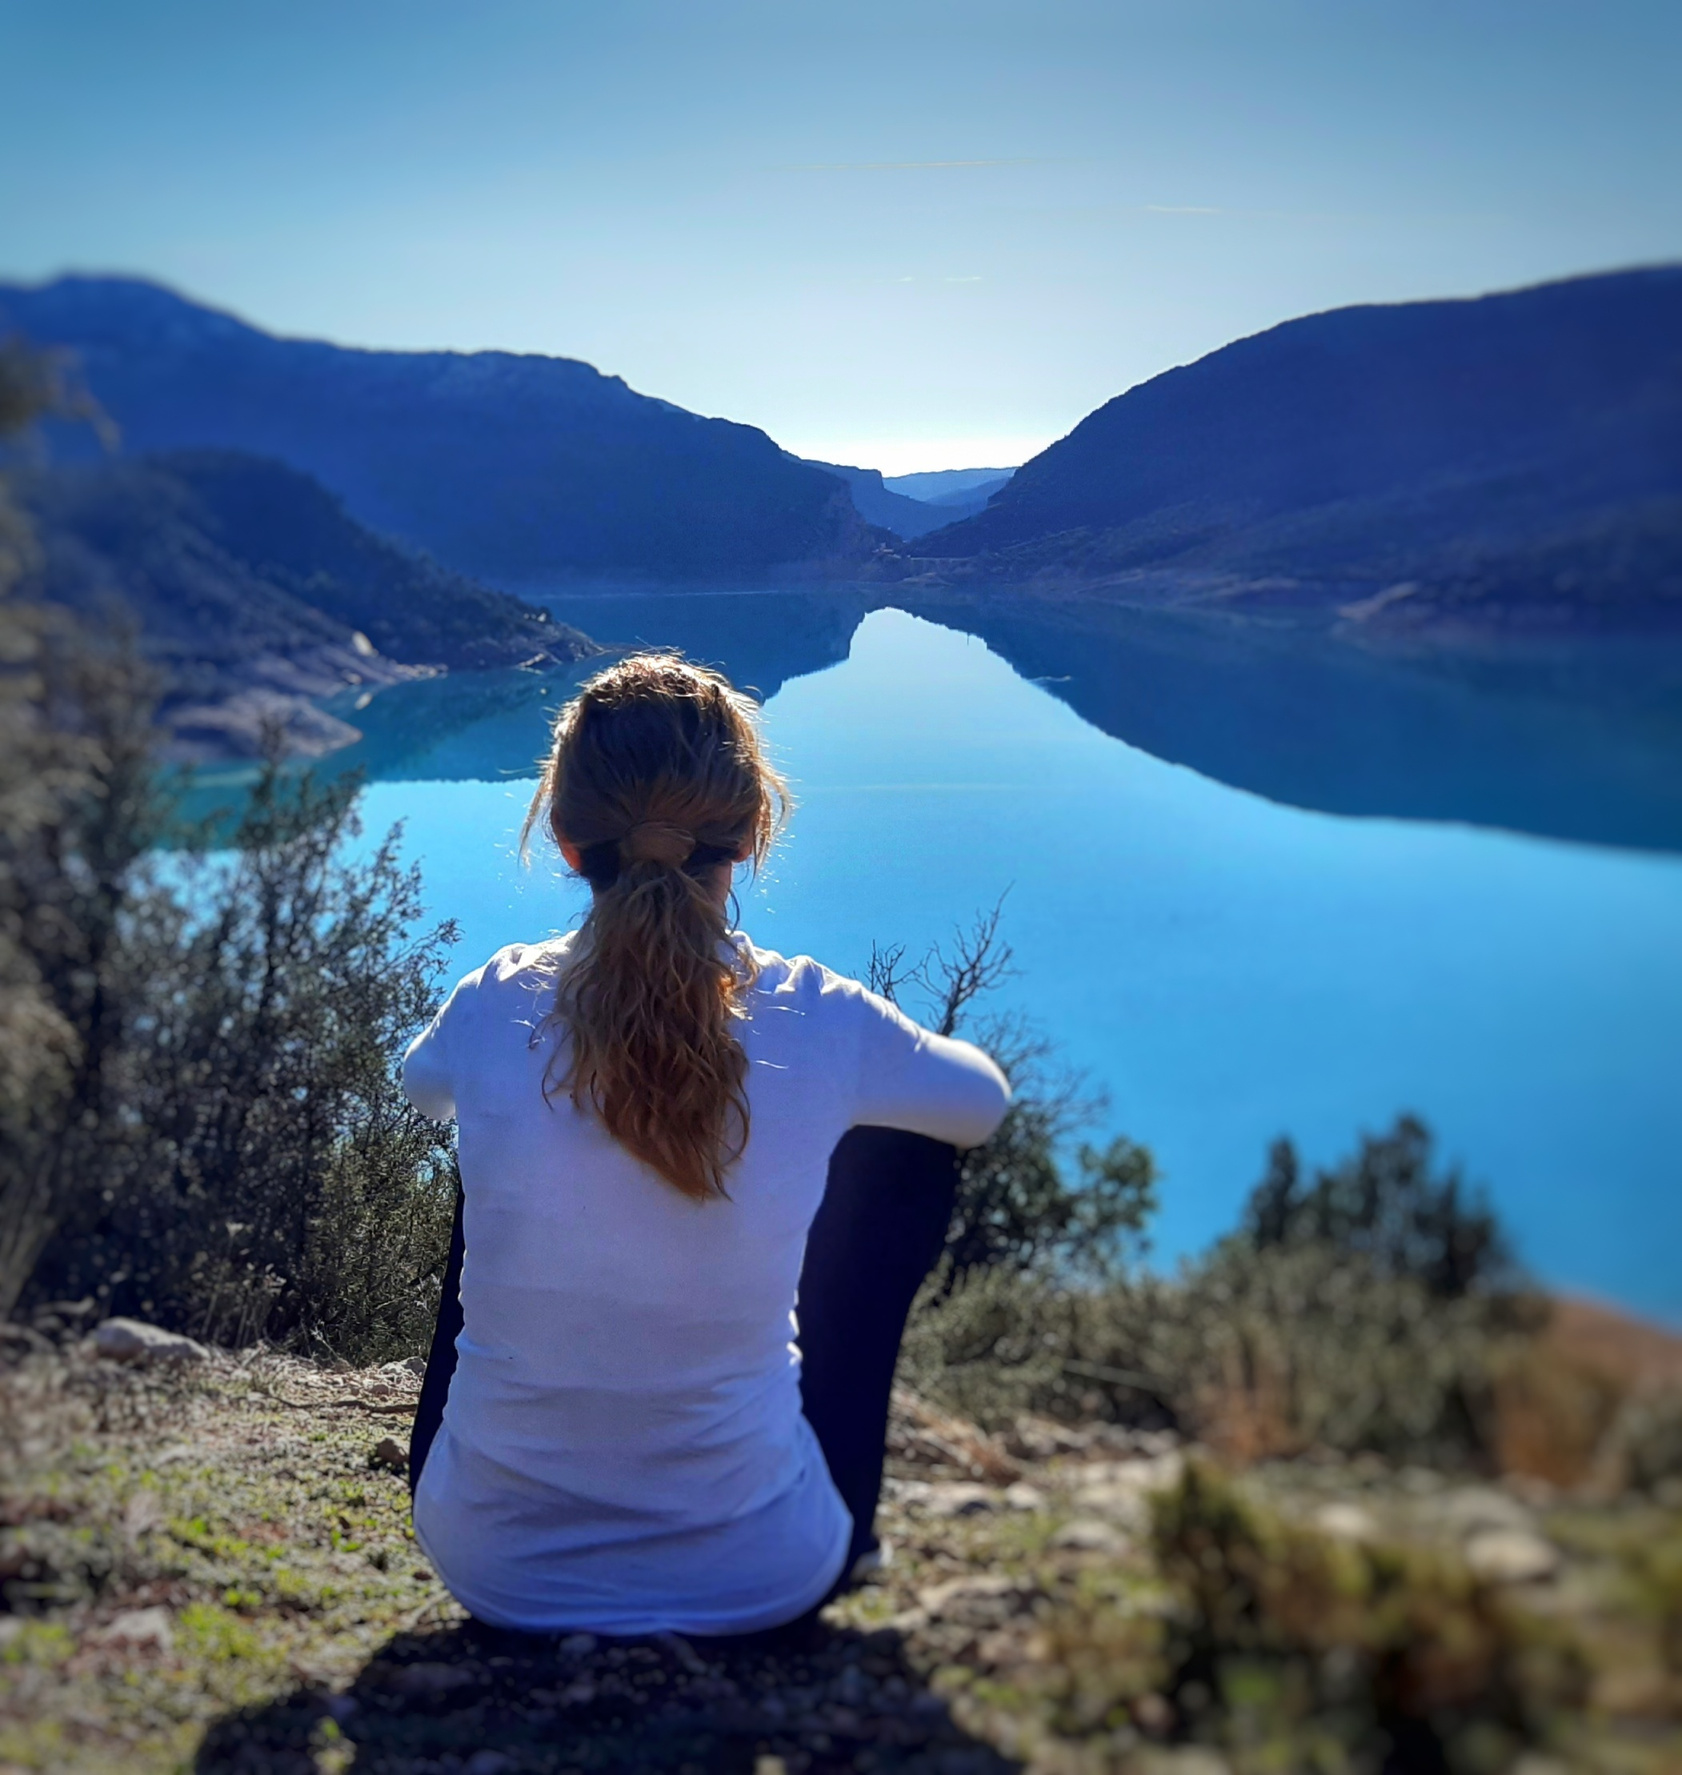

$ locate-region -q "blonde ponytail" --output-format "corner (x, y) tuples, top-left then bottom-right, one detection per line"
(521, 655), (786, 1201)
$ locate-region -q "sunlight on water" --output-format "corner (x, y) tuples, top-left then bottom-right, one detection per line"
(359, 609), (1682, 1321)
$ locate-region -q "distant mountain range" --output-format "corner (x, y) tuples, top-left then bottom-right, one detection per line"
(17, 449), (596, 760)
(884, 468), (1015, 515)
(788, 461), (1017, 536)
(0, 276), (886, 584)
(900, 267), (1682, 641)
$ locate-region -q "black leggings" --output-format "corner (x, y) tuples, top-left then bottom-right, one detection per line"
(409, 1127), (959, 1573)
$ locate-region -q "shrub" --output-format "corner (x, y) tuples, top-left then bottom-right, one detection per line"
(1239, 1116), (1516, 1300)
(904, 1115), (1542, 1466)
(1030, 1462), (1586, 1772)
(22, 760), (460, 1360)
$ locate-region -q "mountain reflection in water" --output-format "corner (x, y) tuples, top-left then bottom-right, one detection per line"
(304, 589), (1682, 857)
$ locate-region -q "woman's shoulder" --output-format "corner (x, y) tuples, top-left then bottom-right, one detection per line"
(741, 939), (885, 1020)
(444, 935), (578, 1016)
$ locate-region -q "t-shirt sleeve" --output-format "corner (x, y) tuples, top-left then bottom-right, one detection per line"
(402, 966), (480, 1122)
(845, 981), (1012, 1149)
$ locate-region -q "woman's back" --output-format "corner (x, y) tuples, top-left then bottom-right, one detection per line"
(403, 932), (1009, 1634)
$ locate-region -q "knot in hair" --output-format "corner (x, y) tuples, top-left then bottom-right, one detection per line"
(620, 820), (698, 869)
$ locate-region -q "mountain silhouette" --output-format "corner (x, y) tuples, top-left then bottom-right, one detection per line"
(0, 276), (881, 584)
(907, 267), (1682, 637)
(20, 449), (596, 758)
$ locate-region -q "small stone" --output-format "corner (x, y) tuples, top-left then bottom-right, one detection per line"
(1003, 1481), (1046, 1511)
(1131, 1691), (1175, 1736)
(558, 1677), (597, 1705)
(918, 1481), (999, 1518)
(1147, 1750), (1231, 1775)
(1438, 1485), (1535, 1539)
(1052, 1517), (1127, 1553)
(558, 1631), (597, 1656)
(1313, 1502), (1378, 1542)
(369, 1436), (408, 1473)
(1464, 1528), (1560, 1585)
(92, 1317), (209, 1366)
(389, 1661), (477, 1698)
(122, 1489), (165, 1542)
(834, 1662), (867, 1705)
(86, 1606), (174, 1653)
(917, 1574), (1038, 1624)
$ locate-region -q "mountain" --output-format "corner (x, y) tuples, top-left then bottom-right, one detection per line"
(884, 468), (1015, 523)
(19, 449), (597, 760)
(885, 468), (1016, 501)
(905, 268), (1682, 638)
(788, 456), (950, 539)
(0, 276), (880, 585)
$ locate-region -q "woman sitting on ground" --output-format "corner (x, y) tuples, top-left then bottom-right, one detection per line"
(402, 654), (1010, 1637)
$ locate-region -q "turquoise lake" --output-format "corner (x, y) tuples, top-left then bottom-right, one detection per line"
(349, 607), (1682, 1324)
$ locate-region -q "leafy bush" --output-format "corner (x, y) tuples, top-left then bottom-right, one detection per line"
(1239, 1116), (1516, 1300)
(1031, 1462), (1586, 1772)
(905, 1114), (1542, 1466)
(19, 761), (459, 1359)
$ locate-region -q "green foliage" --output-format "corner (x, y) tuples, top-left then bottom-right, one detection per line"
(905, 1128), (1536, 1465)
(21, 758), (459, 1359)
(1239, 1115), (1515, 1300)
(1032, 1463), (1586, 1771)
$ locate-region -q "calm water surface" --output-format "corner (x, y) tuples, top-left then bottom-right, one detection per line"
(356, 609), (1682, 1322)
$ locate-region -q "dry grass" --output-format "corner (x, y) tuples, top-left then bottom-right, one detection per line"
(3, 1339), (1680, 1774)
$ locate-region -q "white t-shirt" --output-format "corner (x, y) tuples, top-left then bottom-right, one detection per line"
(401, 933), (1011, 1636)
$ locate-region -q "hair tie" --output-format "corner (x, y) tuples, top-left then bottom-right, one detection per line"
(620, 821), (697, 868)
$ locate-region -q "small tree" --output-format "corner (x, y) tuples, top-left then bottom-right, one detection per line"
(26, 757), (461, 1360)
(870, 899), (1157, 1283)
(1236, 1114), (1516, 1300)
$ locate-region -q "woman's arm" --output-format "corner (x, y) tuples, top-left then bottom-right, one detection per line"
(850, 988), (1011, 1150)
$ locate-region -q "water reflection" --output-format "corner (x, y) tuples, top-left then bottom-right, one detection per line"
(293, 587), (1682, 856)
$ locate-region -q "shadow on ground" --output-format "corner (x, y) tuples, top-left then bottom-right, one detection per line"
(193, 1613), (1016, 1775)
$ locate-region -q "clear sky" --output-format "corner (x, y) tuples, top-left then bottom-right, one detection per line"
(2, 0), (1678, 473)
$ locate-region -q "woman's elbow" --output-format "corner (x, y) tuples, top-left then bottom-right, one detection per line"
(954, 1061), (1012, 1150)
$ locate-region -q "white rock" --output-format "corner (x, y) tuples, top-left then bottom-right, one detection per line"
(86, 1606), (174, 1652)
(1003, 1481), (1047, 1511)
(1052, 1517), (1128, 1554)
(1070, 1481), (1151, 1530)
(1437, 1485), (1534, 1539)
(1314, 1502), (1379, 1542)
(917, 1574), (1036, 1621)
(92, 1318), (209, 1366)
(1464, 1528), (1560, 1585)
(1143, 1750), (1233, 1775)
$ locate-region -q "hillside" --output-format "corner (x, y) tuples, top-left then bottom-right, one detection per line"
(2, 1337), (1678, 1773)
(0, 277), (881, 584)
(905, 268), (1682, 639)
(793, 455), (953, 539)
(20, 449), (597, 760)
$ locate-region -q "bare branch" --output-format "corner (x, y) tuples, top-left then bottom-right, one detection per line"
(928, 893), (1016, 1037)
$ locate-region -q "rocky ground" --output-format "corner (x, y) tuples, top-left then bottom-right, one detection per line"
(1, 1331), (1678, 1775)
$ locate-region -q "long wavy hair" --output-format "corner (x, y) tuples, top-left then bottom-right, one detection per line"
(521, 654), (787, 1201)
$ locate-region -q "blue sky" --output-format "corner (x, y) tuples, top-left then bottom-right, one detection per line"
(2, 0), (1678, 471)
